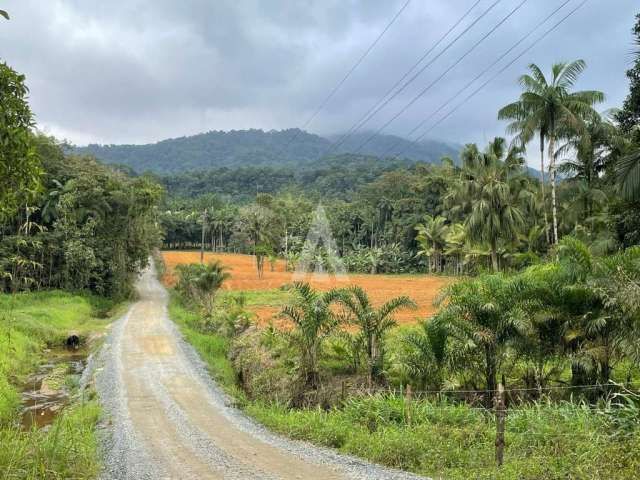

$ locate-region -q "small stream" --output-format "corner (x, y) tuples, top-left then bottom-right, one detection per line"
(20, 348), (88, 429)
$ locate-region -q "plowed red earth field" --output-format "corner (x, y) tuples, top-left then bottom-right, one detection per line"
(161, 251), (451, 326)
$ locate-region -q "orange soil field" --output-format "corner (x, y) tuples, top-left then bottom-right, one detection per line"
(161, 251), (451, 326)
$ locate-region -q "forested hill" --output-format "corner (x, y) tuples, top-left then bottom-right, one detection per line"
(160, 154), (418, 202)
(73, 128), (460, 174)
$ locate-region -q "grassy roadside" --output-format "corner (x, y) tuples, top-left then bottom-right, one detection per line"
(169, 294), (640, 480)
(0, 290), (123, 479)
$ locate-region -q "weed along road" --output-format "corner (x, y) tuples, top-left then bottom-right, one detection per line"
(97, 264), (424, 480)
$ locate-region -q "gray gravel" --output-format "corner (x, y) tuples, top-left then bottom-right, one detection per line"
(94, 265), (429, 480)
(95, 308), (166, 480)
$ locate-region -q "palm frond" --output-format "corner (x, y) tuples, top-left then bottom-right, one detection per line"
(616, 150), (640, 201)
(556, 59), (586, 89)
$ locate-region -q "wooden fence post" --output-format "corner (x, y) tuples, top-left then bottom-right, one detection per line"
(405, 384), (413, 425)
(494, 383), (506, 467)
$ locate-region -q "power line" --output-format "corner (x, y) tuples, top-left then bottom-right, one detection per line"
(282, 0), (412, 152)
(353, 0), (530, 155)
(325, 0), (486, 156)
(404, 0), (589, 152)
(381, 0), (574, 159)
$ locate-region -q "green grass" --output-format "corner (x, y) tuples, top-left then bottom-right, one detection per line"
(218, 288), (290, 307)
(168, 292), (640, 480)
(0, 400), (102, 480)
(246, 398), (640, 479)
(0, 291), (118, 381)
(169, 292), (246, 401)
(0, 289), (122, 479)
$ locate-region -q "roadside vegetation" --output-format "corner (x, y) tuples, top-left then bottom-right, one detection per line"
(1, 39), (163, 479)
(165, 16), (640, 479)
(0, 290), (120, 479)
(168, 248), (640, 478)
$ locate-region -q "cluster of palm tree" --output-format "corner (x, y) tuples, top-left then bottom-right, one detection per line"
(415, 60), (637, 274)
(401, 237), (640, 401)
(498, 60), (605, 244)
(415, 137), (541, 273)
(280, 282), (415, 390)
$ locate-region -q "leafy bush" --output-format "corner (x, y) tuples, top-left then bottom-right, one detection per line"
(175, 260), (230, 317)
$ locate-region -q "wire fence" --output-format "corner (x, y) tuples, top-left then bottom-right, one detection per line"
(344, 380), (640, 396)
(330, 379), (639, 468)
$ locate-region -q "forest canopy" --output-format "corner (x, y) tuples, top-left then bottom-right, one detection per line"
(0, 133), (163, 298)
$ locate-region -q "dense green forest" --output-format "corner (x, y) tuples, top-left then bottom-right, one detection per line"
(160, 155), (416, 201)
(159, 117), (639, 276)
(0, 62), (163, 299)
(74, 128), (460, 174)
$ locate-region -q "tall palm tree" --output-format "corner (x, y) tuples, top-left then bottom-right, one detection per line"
(498, 60), (604, 244)
(336, 286), (416, 384)
(556, 112), (615, 220)
(451, 138), (528, 272)
(443, 222), (467, 275)
(415, 215), (448, 273)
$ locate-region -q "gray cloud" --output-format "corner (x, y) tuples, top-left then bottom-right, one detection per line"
(0, 0), (636, 166)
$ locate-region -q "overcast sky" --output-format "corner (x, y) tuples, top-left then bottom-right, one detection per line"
(0, 0), (637, 162)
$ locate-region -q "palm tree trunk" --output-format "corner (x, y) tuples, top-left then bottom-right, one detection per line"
(548, 135), (559, 244)
(485, 346), (497, 403)
(490, 239), (499, 272)
(539, 133), (550, 244)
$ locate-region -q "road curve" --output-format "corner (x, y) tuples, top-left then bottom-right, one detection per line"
(95, 263), (426, 480)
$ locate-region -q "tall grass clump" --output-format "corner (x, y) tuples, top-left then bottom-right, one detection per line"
(0, 401), (101, 480)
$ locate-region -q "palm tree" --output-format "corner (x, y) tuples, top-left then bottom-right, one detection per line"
(415, 215), (448, 273)
(556, 112), (615, 221)
(175, 261), (231, 317)
(498, 60), (604, 244)
(336, 286), (416, 385)
(435, 274), (532, 401)
(556, 238), (635, 387)
(195, 260), (231, 315)
(402, 319), (451, 391)
(617, 149), (640, 201)
(452, 138), (528, 272)
(443, 223), (467, 275)
(280, 282), (342, 389)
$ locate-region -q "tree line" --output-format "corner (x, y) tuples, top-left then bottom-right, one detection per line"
(0, 61), (163, 299)
(160, 21), (640, 276)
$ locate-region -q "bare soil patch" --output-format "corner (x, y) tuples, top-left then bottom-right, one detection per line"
(162, 251), (451, 326)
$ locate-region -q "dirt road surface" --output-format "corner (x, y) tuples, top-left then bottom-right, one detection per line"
(96, 264), (426, 480)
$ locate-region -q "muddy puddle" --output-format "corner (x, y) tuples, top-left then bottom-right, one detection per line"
(20, 348), (87, 429)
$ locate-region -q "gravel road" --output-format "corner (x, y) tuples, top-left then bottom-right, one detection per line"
(95, 264), (427, 480)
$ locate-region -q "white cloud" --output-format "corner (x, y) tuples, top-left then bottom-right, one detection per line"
(0, 0), (636, 161)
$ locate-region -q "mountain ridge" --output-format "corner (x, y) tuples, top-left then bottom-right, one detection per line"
(73, 128), (462, 174)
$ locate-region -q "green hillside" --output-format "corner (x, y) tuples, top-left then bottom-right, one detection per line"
(73, 129), (460, 174)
